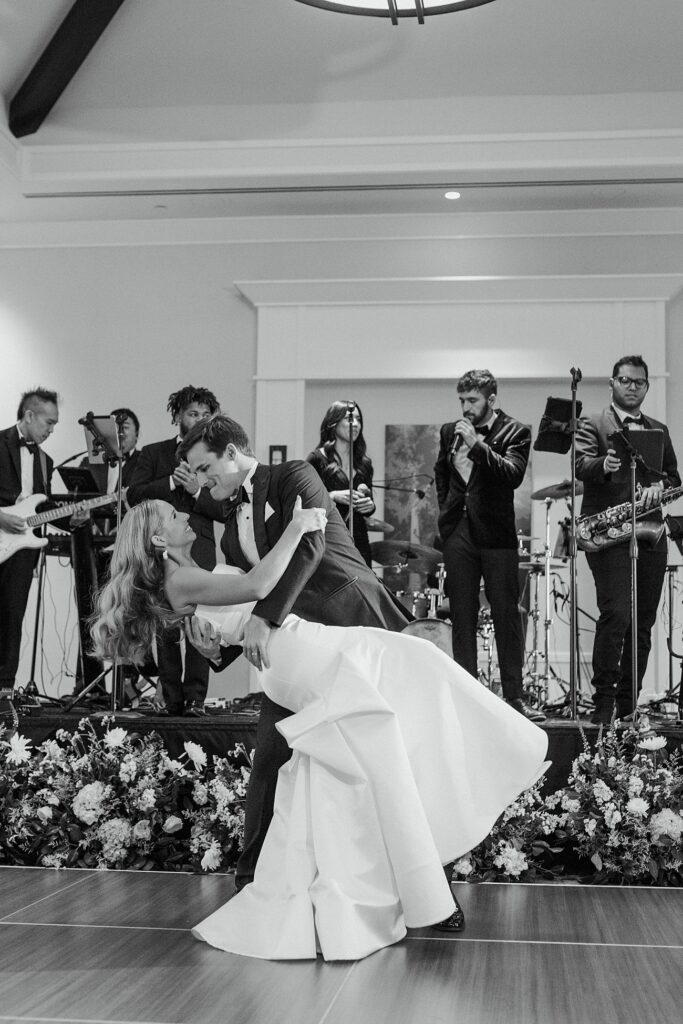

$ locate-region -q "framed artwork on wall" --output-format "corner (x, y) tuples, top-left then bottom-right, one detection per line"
(269, 445), (287, 466)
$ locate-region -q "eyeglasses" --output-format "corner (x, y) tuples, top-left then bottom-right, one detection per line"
(613, 376), (648, 391)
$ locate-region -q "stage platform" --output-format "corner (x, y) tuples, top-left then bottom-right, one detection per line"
(15, 703), (683, 795)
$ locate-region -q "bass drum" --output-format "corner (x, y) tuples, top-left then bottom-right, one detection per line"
(401, 618), (452, 656)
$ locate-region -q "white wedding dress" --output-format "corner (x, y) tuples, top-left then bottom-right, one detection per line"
(192, 566), (549, 962)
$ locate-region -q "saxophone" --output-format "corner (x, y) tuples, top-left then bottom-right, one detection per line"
(576, 485), (683, 552)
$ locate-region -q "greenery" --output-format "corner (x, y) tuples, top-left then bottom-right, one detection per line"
(2, 716), (681, 884)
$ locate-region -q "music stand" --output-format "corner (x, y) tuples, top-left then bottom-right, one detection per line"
(64, 412), (127, 714)
(58, 465), (100, 497)
(608, 427), (665, 716)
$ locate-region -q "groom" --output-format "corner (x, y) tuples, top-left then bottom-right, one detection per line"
(180, 416), (464, 932)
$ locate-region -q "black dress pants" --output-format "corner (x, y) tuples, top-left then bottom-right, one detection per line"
(586, 538), (667, 708)
(0, 549), (38, 688)
(156, 624), (210, 708)
(442, 517), (525, 701)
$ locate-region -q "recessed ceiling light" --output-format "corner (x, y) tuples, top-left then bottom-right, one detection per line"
(444, 191), (461, 200)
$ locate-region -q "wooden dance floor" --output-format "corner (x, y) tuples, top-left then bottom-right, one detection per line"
(1, 866), (681, 1024)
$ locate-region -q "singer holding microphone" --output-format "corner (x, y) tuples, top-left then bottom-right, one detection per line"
(306, 400), (376, 566)
(434, 369), (543, 722)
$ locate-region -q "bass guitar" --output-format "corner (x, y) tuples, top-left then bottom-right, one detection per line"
(576, 485), (683, 552)
(0, 493), (116, 565)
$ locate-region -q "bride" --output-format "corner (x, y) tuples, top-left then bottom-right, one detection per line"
(92, 497), (549, 962)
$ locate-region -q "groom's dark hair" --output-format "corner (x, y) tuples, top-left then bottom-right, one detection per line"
(178, 414), (255, 459)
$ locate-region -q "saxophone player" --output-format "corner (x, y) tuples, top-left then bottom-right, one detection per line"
(576, 355), (680, 724)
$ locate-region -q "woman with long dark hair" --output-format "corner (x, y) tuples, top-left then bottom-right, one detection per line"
(91, 498), (548, 963)
(306, 400), (375, 565)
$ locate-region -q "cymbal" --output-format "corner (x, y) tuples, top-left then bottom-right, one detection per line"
(370, 540), (442, 574)
(530, 479), (584, 501)
(365, 516), (394, 534)
(519, 558), (568, 573)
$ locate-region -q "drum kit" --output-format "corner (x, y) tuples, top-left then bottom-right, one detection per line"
(369, 479), (578, 706)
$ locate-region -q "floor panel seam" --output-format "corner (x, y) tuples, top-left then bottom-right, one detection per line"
(407, 936), (683, 950)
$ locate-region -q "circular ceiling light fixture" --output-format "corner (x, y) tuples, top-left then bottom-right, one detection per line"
(444, 191), (461, 200)
(294, 1), (497, 26)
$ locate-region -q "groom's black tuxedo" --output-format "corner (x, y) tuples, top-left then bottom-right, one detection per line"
(218, 459), (410, 886)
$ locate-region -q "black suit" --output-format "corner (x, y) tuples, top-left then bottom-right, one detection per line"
(217, 459), (410, 886)
(576, 407), (680, 712)
(127, 438), (224, 708)
(434, 410), (531, 700)
(0, 425), (53, 688)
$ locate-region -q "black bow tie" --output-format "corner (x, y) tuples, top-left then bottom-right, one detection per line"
(19, 437), (37, 452)
(476, 424), (491, 436)
(622, 416), (643, 426)
(230, 485), (250, 507)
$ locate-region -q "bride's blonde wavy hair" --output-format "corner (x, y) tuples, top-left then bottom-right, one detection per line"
(90, 500), (181, 666)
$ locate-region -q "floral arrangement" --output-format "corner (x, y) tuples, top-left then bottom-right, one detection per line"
(552, 719), (683, 885)
(2, 716), (682, 884)
(452, 782), (566, 882)
(454, 718), (683, 886)
(0, 718), (250, 873)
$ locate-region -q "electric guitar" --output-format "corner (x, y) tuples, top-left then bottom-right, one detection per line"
(0, 493), (116, 565)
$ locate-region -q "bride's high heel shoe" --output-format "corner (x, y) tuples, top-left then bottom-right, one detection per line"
(432, 898), (466, 932)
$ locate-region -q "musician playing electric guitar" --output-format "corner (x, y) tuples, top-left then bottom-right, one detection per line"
(0, 388), (59, 690)
(575, 356), (680, 724)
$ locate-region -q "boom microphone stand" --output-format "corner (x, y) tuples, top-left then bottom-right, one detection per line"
(567, 368), (582, 719)
(65, 412), (126, 714)
(345, 402), (355, 539)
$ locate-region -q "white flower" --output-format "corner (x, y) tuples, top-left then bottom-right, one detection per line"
(119, 756), (137, 783)
(193, 782), (208, 806)
(97, 817), (133, 864)
(6, 733), (32, 765)
(452, 856), (474, 878)
(72, 781), (111, 825)
(36, 806), (53, 823)
(627, 776), (644, 797)
(626, 797), (649, 818)
(638, 736), (667, 751)
(592, 780), (613, 804)
(184, 741), (207, 770)
(41, 740), (64, 762)
(584, 819), (597, 836)
(201, 840), (222, 872)
(104, 728), (128, 749)
(604, 805), (622, 829)
(561, 796), (580, 813)
(163, 815), (183, 834)
(650, 809), (683, 843)
(133, 819), (152, 841)
(493, 842), (528, 878)
(137, 788), (156, 812)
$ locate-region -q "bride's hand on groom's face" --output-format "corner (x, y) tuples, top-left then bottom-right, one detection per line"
(184, 616), (222, 664)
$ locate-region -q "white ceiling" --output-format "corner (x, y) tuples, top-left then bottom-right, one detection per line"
(1, 0), (683, 222)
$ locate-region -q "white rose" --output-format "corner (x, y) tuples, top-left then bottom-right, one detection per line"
(184, 741), (207, 770)
(163, 815), (183, 834)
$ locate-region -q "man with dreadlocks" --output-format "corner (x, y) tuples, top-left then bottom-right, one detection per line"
(127, 386), (224, 715)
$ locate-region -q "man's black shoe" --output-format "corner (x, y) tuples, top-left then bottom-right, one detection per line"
(590, 699), (614, 726)
(432, 898), (465, 932)
(185, 700), (206, 717)
(158, 702), (184, 716)
(507, 698), (546, 723)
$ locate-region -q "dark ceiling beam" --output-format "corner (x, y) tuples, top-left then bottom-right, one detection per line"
(9, 0), (128, 138)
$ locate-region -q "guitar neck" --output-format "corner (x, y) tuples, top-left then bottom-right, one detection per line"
(26, 494), (116, 527)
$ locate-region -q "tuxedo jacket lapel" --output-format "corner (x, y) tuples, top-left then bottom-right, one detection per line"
(8, 432), (22, 488)
(222, 518), (253, 573)
(251, 465), (271, 558)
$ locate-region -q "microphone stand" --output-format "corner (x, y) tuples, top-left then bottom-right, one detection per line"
(345, 403), (355, 539)
(65, 412), (125, 715)
(568, 367), (582, 720)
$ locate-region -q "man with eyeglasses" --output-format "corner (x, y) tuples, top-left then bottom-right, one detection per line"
(576, 355), (680, 724)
